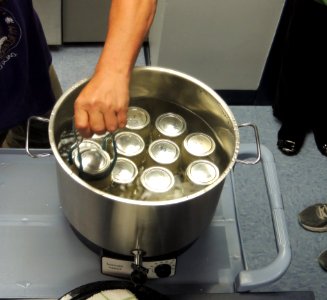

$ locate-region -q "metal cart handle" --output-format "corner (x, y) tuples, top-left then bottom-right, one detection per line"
(234, 143), (291, 292)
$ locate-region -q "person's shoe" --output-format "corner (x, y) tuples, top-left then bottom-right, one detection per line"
(318, 249), (327, 271)
(313, 126), (327, 157)
(277, 123), (306, 156)
(298, 203), (327, 232)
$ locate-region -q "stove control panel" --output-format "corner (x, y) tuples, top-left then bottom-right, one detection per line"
(102, 257), (176, 279)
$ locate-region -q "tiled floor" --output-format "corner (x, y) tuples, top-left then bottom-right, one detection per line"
(51, 44), (327, 300)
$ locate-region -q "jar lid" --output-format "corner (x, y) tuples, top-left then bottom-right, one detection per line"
(186, 160), (219, 186)
(126, 106), (150, 130)
(111, 157), (138, 184)
(148, 139), (180, 165)
(72, 140), (111, 178)
(183, 132), (216, 157)
(141, 166), (175, 193)
(115, 131), (145, 157)
(155, 112), (187, 138)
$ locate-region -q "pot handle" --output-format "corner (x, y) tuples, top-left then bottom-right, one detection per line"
(236, 123), (261, 165)
(26, 116), (51, 158)
(234, 144), (291, 292)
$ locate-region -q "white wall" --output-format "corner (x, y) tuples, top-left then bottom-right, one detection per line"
(33, 0), (62, 45)
(149, 0), (285, 90)
(33, 0), (111, 44)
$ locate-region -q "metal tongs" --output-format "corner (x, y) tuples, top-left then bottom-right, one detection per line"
(68, 123), (118, 180)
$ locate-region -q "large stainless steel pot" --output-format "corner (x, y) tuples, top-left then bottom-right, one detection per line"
(48, 67), (241, 258)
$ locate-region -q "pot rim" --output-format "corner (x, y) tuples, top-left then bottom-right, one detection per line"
(49, 66), (240, 207)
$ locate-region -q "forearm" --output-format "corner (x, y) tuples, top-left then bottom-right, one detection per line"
(74, 0), (157, 136)
(95, 0), (157, 78)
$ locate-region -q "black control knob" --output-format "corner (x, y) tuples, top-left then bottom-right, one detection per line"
(154, 264), (172, 278)
(131, 264), (148, 285)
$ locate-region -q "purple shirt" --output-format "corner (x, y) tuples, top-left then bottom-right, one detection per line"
(0, 0), (55, 131)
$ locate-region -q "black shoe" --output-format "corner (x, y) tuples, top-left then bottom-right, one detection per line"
(318, 249), (327, 272)
(277, 123), (306, 156)
(298, 203), (327, 232)
(313, 126), (327, 157)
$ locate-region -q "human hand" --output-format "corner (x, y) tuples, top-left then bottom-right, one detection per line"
(74, 70), (130, 138)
